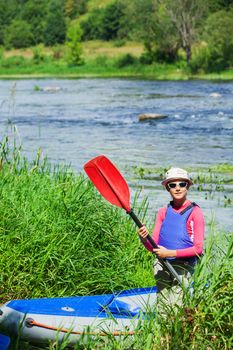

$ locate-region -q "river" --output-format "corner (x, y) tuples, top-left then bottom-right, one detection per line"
(0, 78), (232, 231)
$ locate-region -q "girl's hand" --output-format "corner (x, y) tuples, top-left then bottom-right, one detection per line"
(153, 245), (177, 258)
(138, 225), (149, 243)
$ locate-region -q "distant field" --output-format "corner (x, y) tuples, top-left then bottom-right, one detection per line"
(83, 40), (144, 58)
(4, 40), (145, 60)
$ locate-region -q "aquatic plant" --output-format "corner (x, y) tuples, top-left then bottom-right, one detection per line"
(131, 164), (233, 207)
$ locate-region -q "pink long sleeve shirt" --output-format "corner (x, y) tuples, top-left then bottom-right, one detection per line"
(144, 200), (205, 258)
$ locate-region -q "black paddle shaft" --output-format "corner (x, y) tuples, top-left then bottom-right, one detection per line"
(127, 209), (183, 286)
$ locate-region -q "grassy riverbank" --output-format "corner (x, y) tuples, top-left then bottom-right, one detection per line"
(0, 138), (154, 303)
(0, 138), (232, 349)
(1, 42), (233, 80)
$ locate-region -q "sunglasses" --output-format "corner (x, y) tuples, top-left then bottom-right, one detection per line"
(167, 182), (188, 189)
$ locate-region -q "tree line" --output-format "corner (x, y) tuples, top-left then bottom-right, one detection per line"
(0, 0), (233, 72)
(0, 0), (87, 47)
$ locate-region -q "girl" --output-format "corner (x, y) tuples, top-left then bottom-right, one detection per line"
(138, 167), (205, 305)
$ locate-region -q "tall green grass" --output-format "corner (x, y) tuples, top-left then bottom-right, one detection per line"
(0, 136), (232, 349)
(0, 136), (154, 303)
(41, 234), (232, 350)
(20, 234), (232, 350)
(1, 54), (233, 80)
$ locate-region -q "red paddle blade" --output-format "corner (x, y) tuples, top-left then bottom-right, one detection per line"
(84, 155), (131, 212)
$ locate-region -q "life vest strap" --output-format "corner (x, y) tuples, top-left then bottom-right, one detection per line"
(167, 202), (197, 215)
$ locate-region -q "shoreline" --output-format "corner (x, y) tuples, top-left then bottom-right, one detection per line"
(0, 72), (233, 81)
(1, 41), (233, 81)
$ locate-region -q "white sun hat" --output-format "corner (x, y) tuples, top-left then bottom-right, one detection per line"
(161, 167), (193, 186)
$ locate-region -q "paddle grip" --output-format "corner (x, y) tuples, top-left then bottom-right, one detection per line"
(128, 210), (158, 248)
(128, 209), (183, 286)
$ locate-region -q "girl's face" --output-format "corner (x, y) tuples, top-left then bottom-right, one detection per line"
(166, 179), (189, 202)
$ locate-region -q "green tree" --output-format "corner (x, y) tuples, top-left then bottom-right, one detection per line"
(124, 0), (179, 63)
(124, 0), (210, 63)
(4, 19), (33, 48)
(44, 0), (66, 46)
(66, 21), (83, 65)
(80, 8), (104, 40)
(160, 0), (210, 63)
(0, 0), (18, 45)
(101, 1), (126, 40)
(217, 0), (233, 8)
(81, 1), (126, 41)
(64, 0), (88, 19)
(21, 0), (48, 45)
(203, 8), (233, 71)
(147, 3), (180, 62)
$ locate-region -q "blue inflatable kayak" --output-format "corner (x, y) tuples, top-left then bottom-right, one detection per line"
(0, 286), (157, 348)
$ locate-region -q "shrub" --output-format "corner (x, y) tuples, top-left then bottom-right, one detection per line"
(44, 0), (66, 46)
(64, 0), (88, 19)
(65, 22), (84, 66)
(201, 8), (233, 72)
(100, 1), (126, 41)
(52, 45), (64, 60)
(80, 8), (104, 40)
(81, 1), (126, 41)
(139, 51), (154, 65)
(94, 55), (110, 68)
(115, 53), (137, 68)
(32, 44), (46, 64)
(190, 43), (211, 73)
(1, 56), (27, 68)
(4, 20), (33, 49)
(0, 46), (4, 60)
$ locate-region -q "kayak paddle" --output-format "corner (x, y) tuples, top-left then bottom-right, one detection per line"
(84, 155), (183, 286)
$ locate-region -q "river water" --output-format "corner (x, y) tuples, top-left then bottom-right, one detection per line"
(0, 78), (232, 231)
